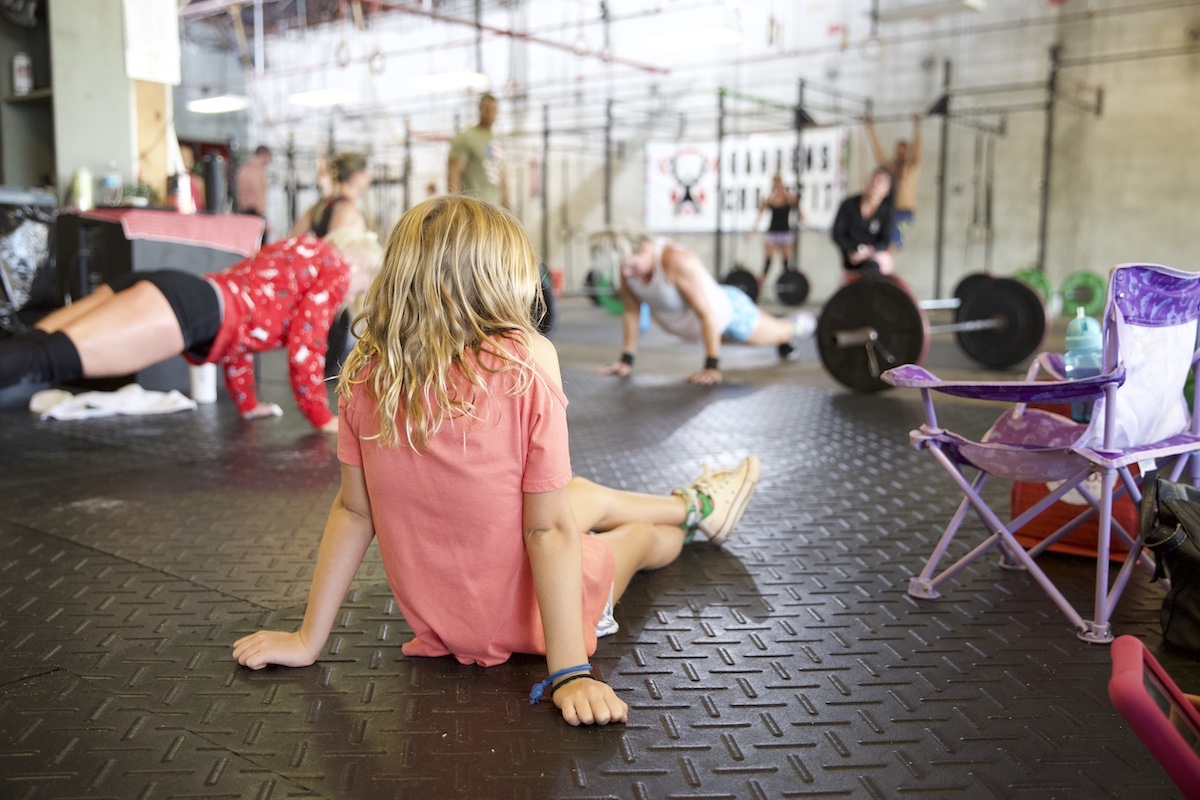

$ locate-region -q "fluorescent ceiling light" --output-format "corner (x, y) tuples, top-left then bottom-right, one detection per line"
(186, 94), (249, 114)
(647, 25), (743, 52)
(875, 0), (985, 23)
(288, 87), (360, 107)
(407, 70), (490, 92)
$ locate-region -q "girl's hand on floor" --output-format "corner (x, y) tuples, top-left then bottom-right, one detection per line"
(232, 630), (320, 670)
(554, 678), (628, 726)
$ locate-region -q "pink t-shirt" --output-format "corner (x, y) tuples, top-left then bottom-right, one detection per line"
(337, 344), (615, 667)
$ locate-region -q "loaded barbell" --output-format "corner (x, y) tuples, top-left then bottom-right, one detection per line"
(816, 275), (1047, 392)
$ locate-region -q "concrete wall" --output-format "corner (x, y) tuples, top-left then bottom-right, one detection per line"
(50, 0), (137, 194)
(219, 0), (1200, 302)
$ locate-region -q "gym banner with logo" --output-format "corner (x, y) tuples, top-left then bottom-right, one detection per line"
(644, 128), (846, 234)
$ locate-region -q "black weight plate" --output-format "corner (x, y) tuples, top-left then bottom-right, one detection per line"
(583, 269), (602, 307)
(584, 269), (624, 314)
(817, 277), (929, 392)
(721, 267), (760, 304)
(953, 272), (993, 321)
(534, 267), (556, 335)
(775, 269), (810, 306)
(324, 307), (355, 380)
(955, 277), (1047, 368)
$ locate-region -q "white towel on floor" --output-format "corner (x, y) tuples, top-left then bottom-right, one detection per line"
(30, 384), (198, 420)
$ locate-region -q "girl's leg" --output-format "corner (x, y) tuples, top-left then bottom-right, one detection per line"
(61, 281), (186, 377)
(579, 457), (761, 600)
(567, 477), (687, 534)
(35, 285), (115, 332)
(596, 521), (686, 602)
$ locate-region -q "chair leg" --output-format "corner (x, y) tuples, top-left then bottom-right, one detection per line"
(996, 547), (1025, 571)
(923, 445), (1093, 635)
(908, 474), (987, 600)
(911, 446), (1151, 644)
(1078, 471), (1114, 644)
(1077, 623), (1112, 644)
(907, 579), (940, 599)
(1076, 468), (1121, 645)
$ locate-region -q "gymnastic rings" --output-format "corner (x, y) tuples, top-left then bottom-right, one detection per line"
(860, 35), (886, 62)
(368, 48), (386, 75)
(335, 40), (352, 68)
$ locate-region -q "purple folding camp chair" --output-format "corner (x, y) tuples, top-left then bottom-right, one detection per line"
(883, 264), (1200, 643)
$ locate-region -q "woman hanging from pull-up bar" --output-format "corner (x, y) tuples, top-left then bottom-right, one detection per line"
(865, 113), (922, 250)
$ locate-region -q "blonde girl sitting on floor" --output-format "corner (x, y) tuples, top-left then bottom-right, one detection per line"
(232, 196), (761, 726)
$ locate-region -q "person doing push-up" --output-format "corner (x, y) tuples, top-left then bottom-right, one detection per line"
(0, 229), (382, 431)
(590, 231), (816, 385)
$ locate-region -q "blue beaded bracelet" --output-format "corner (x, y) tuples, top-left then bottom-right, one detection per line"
(529, 664), (592, 705)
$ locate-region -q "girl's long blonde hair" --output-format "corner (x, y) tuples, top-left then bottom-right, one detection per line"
(337, 196), (542, 450)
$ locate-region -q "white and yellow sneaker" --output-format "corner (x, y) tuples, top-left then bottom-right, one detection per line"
(688, 456), (761, 545)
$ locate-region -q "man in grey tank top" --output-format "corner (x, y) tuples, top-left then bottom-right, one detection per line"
(589, 231), (815, 385)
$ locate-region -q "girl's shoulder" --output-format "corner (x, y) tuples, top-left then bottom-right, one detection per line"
(524, 333), (563, 392)
(478, 332), (566, 404)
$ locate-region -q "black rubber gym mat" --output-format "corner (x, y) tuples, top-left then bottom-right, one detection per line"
(0, 315), (1192, 799)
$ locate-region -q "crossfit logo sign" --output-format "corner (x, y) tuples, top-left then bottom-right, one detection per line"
(667, 147), (711, 215)
(645, 143), (719, 232)
(644, 129), (846, 233)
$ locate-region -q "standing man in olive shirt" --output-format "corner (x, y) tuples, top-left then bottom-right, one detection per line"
(448, 94), (508, 208)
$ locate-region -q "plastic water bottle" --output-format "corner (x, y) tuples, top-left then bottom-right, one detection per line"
(101, 161), (122, 206)
(1064, 306), (1102, 423)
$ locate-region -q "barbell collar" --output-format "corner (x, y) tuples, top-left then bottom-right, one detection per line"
(918, 297), (962, 312)
(833, 327), (879, 348)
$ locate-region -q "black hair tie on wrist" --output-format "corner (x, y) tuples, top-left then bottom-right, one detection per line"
(620, 351), (635, 366)
(704, 356), (719, 371)
(551, 672), (594, 697)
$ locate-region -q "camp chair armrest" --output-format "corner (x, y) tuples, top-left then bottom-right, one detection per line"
(881, 363), (1125, 403)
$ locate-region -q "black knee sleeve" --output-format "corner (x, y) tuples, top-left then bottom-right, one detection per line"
(42, 331), (83, 382)
(0, 330), (82, 388)
(0, 333), (37, 387)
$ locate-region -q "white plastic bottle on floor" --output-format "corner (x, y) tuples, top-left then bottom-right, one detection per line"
(189, 363), (217, 404)
(1063, 306), (1102, 423)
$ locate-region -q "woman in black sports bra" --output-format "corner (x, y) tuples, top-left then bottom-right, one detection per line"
(748, 174), (800, 286)
(293, 152), (371, 238)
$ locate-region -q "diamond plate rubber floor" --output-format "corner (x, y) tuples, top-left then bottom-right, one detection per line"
(1, 298), (1197, 799)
